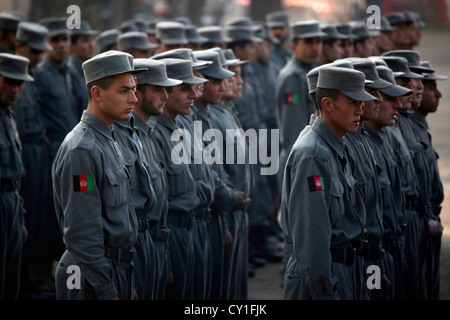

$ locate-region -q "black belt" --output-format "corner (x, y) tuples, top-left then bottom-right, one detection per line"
(194, 207), (211, 220)
(0, 178), (20, 192)
(330, 245), (356, 265)
(167, 211), (195, 230)
(148, 222), (170, 243)
(356, 240), (385, 260)
(104, 247), (135, 262)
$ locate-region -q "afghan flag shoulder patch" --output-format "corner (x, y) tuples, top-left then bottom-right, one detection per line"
(307, 176), (324, 192)
(285, 93), (300, 105)
(73, 175), (94, 192)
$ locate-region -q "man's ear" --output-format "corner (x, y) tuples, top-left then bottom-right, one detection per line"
(321, 97), (333, 112)
(134, 87), (143, 104)
(91, 86), (102, 103)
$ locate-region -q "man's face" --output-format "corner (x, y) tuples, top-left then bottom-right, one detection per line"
(0, 75), (25, 106)
(270, 26), (289, 44)
(165, 83), (197, 119)
(419, 80), (442, 114)
(323, 40), (343, 63)
(96, 73), (138, 124)
(390, 23), (410, 49)
(141, 84), (168, 116)
(361, 87), (382, 121)
(222, 76), (234, 101)
(340, 38), (354, 58)
(324, 93), (363, 137)
(376, 32), (394, 53)
(395, 77), (413, 109)
(376, 92), (402, 127)
(72, 35), (95, 61)
(291, 37), (322, 65)
(192, 69), (205, 98)
(16, 44), (45, 69)
(228, 65), (243, 99)
(409, 77), (424, 108)
(234, 41), (258, 62)
(47, 34), (71, 63)
(201, 77), (225, 105)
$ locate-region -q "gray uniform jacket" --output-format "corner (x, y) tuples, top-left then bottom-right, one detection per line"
(176, 108), (215, 209)
(269, 44), (291, 71)
(409, 111), (444, 218)
(192, 103), (237, 212)
(134, 115), (169, 226)
(345, 127), (384, 254)
(52, 111), (138, 299)
(34, 56), (84, 158)
(280, 117), (366, 300)
(153, 114), (200, 213)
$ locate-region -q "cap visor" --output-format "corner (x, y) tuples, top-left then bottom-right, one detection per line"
(379, 84), (412, 97)
(410, 66), (434, 73)
(200, 68), (235, 80)
(149, 78), (183, 87)
(423, 73), (448, 81)
(47, 30), (71, 37)
(341, 89), (378, 102)
(181, 76), (208, 85)
(399, 71), (423, 79)
(193, 60), (213, 69)
(294, 31), (327, 39)
(0, 71), (34, 82)
(366, 77), (392, 89)
(29, 42), (53, 52)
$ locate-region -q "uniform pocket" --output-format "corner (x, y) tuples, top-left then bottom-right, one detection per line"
(104, 167), (129, 208)
(0, 138), (11, 167)
(166, 162), (189, 196)
(330, 182), (344, 225)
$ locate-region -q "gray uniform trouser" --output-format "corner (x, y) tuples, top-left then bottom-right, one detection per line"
(165, 213), (194, 300)
(209, 211), (224, 300)
(153, 229), (169, 300)
(192, 216), (211, 300)
(221, 211), (236, 300)
(0, 191), (23, 300)
(133, 224), (156, 300)
(55, 250), (135, 300)
(232, 210), (248, 300)
(20, 142), (49, 265)
(403, 209), (421, 299)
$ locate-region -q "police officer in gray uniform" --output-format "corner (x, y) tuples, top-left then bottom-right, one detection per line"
(276, 20), (326, 195)
(410, 61), (447, 299)
(363, 66), (413, 300)
(52, 51), (146, 300)
(68, 20), (98, 113)
(174, 51), (223, 300)
(209, 51), (253, 299)
(131, 58), (180, 299)
(343, 59), (396, 299)
(280, 66), (375, 300)
(379, 55), (425, 299)
(113, 93), (158, 299)
(382, 50), (434, 299)
(152, 58), (207, 300)
(34, 17), (84, 288)
(0, 53), (34, 300)
(12, 21), (53, 298)
(265, 11), (291, 71)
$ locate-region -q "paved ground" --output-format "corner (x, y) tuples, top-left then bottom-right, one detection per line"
(248, 27), (450, 300)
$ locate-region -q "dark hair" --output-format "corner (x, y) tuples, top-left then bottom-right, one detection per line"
(86, 75), (117, 100)
(227, 39), (251, 51)
(315, 87), (340, 111)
